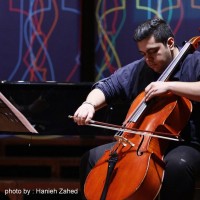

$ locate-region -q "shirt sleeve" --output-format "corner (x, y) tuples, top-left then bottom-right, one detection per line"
(92, 59), (145, 104)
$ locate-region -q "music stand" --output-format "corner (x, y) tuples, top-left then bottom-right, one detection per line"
(0, 92), (37, 134)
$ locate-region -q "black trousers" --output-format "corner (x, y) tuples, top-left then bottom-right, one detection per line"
(80, 142), (200, 200)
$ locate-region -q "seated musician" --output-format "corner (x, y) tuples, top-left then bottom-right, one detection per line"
(73, 18), (200, 200)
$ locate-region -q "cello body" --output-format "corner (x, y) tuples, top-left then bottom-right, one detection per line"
(84, 92), (192, 200)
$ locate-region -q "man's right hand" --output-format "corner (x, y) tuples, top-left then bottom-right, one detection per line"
(73, 102), (95, 125)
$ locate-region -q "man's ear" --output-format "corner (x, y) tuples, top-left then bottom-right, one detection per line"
(167, 37), (175, 49)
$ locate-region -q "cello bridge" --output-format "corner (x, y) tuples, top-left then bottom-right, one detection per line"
(114, 135), (135, 147)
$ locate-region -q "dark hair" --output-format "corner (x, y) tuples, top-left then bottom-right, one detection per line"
(133, 18), (174, 45)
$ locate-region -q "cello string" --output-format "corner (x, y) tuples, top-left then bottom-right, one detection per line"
(123, 97), (147, 125)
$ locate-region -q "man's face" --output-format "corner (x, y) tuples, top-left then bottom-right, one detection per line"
(137, 36), (174, 73)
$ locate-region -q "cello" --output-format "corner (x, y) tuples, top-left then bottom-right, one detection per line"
(72, 36), (200, 200)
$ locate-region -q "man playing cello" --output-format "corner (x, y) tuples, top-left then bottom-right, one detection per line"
(73, 18), (200, 200)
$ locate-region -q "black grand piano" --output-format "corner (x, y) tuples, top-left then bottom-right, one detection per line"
(0, 81), (129, 136)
